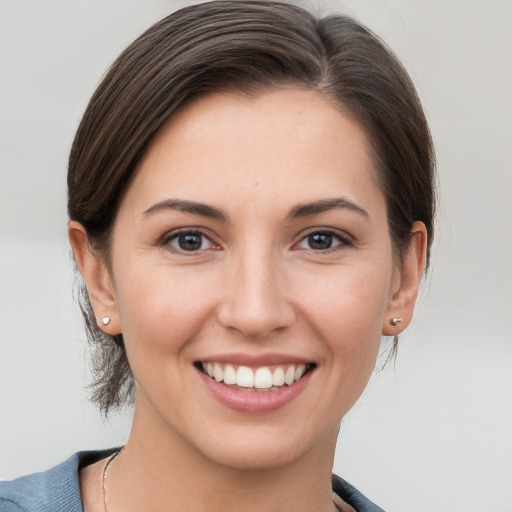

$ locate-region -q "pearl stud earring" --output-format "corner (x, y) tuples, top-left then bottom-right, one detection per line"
(101, 316), (111, 326)
(390, 317), (402, 326)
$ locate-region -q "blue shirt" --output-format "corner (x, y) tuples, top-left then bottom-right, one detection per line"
(0, 450), (384, 511)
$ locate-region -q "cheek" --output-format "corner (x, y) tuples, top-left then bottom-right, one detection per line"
(112, 263), (222, 403)
(277, 264), (393, 424)
(296, 262), (392, 368)
(113, 262), (218, 357)
(302, 263), (391, 327)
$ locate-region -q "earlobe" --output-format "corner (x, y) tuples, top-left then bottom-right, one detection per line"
(382, 221), (428, 336)
(68, 221), (121, 334)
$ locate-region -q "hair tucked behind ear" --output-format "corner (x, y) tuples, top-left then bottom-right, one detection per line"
(68, 0), (435, 415)
(76, 281), (134, 411)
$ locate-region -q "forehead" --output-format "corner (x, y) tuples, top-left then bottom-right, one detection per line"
(123, 88), (383, 216)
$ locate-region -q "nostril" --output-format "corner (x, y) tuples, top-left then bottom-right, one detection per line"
(216, 270), (296, 338)
(216, 304), (296, 339)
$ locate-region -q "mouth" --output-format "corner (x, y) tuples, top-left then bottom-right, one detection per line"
(195, 361), (316, 392)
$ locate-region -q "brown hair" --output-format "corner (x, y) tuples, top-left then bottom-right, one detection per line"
(68, 0), (435, 415)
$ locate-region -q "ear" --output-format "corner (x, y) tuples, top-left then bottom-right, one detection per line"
(68, 221), (121, 335)
(382, 221), (428, 336)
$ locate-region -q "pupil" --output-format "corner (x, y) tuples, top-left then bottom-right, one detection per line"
(179, 233), (202, 251)
(309, 233), (332, 250)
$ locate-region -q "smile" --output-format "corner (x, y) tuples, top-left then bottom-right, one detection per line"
(197, 362), (316, 392)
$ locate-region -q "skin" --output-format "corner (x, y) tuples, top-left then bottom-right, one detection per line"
(70, 89), (427, 512)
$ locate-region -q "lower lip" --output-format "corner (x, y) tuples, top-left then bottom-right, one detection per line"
(198, 369), (313, 413)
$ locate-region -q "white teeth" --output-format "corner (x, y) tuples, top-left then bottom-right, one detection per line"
(236, 366), (254, 388)
(213, 362), (223, 382)
(295, 364), (306, 381)
(272, 367), (285, 386)
(254, 367), (273, 389)
(223, 364), (237, 385)
(201, 362), (311, 389)
(284, 365), (296, 386)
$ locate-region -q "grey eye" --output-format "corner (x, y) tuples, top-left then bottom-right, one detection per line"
(297, 230), (349, 251)
(307, 233), (333, 250)
(167, 231), (214, 252)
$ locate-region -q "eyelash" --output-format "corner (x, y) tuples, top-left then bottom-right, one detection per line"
(294, 228), (353, 253)
(161, 229), (219, 254)
(160, 228), (353, 254)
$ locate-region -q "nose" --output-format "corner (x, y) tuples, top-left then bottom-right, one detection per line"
(217, 247), (296, 339)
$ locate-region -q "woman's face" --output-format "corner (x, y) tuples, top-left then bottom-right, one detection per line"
(101, 89), (410, 469)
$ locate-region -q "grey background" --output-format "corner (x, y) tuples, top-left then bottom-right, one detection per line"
(1, 1), (511, 511)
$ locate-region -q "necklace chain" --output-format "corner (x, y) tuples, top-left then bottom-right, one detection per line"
(103, 449), (122, 512)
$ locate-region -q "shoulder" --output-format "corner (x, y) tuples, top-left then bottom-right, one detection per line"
(332, 474), (385, 512)
(0, 449), (117, 512)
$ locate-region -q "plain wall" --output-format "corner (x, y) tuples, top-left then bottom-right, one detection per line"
(1, 1), (511, 511)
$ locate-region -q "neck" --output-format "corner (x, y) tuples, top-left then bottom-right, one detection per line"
(106, 395), (339, 512)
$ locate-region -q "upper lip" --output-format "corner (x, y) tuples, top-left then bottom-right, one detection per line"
(196, 353), (314, 367)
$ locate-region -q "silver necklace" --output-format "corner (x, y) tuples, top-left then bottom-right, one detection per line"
(103, 450), (122, 512)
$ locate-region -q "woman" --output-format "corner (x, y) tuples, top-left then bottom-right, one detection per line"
(0, 1), (434, 511)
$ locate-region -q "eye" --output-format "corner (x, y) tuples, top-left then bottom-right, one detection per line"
(296, 230), (351, 251)
(164, 230), (216, 252)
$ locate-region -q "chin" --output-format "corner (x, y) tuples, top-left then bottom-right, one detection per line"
(201, 439), (309, 472)
(189, 420), (339, 473)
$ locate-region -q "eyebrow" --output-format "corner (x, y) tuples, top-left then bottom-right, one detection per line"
(143, 199), (228, 221)
(142, 197), (368, 222)
(287, 198), (369, 219)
